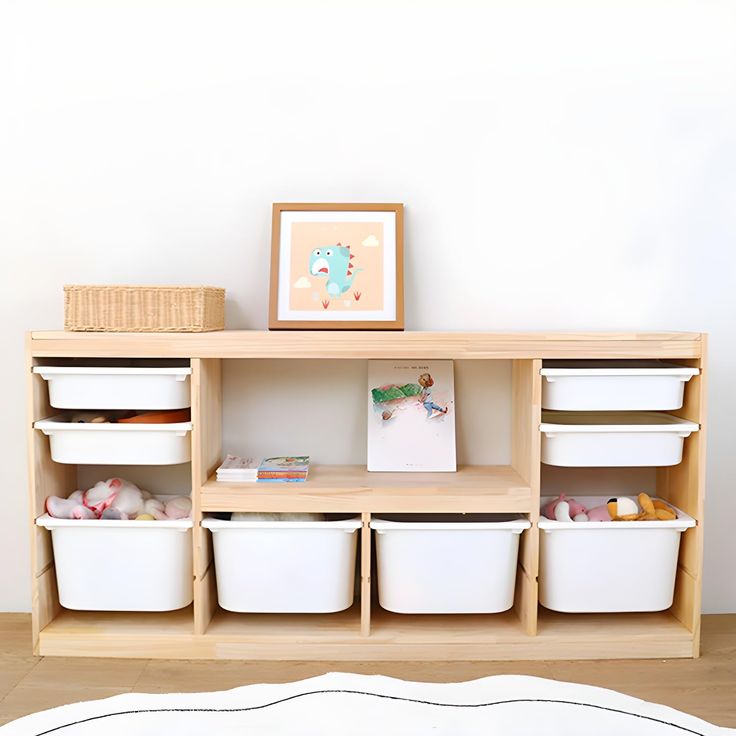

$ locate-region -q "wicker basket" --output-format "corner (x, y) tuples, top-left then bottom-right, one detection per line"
(64, 285), (225, 332)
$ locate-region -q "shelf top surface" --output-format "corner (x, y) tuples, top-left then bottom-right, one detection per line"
(201, 464), (532, 513)
(29, 330), (705, 359)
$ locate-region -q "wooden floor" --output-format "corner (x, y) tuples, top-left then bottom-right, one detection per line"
(1, 613), (734, 728)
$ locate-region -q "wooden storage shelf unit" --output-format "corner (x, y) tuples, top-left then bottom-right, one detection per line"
(27, 330), (707, 661)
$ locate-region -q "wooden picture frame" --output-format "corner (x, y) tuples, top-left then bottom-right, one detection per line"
(269, 203), (404, 330)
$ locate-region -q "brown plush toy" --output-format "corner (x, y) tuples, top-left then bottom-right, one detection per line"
(607, 493), (677, 521)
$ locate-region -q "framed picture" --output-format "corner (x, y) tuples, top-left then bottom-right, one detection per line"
(269, 203), (404, 330)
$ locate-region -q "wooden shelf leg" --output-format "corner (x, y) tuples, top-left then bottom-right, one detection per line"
(511, 358), (541, 636)
(191, 357), (222, 635)
(656, 345), (707, 657)
(27, 338), (75, 654)
(361, 512), (371, 637)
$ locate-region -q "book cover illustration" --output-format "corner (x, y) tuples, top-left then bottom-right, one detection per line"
(367, 360), (456, 472)
(257, 456), (310, 482)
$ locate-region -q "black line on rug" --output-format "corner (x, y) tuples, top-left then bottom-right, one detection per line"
(30, 689), (706, 736)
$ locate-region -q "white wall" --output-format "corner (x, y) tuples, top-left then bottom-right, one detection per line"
(1, 0), (735, 612)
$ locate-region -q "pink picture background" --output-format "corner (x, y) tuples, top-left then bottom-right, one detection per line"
(288, 221), (385, 312)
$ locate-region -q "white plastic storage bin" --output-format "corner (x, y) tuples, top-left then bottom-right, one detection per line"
(33, 366), (192, 410)
(370, 514), (531, 614)
(540, 411), (699, 467)
(34, 416), (192, 465)
(202, 516), (362, 613)
(541, 361), (698, 411)
(36, 513), (193, 611)
(538, 496), (695, 612)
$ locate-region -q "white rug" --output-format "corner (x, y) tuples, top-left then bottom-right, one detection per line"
(1, 672), (730, 736)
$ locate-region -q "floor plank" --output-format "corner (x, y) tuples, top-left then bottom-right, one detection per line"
(0, 657), (39, 702)
(132, 659), (556, 693)
(22, 657), (149, 689)
(1, 613), (734, 728)
(0, 685), (133, 726)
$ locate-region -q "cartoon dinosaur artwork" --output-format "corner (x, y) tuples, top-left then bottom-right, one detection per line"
(309, 243), (362, 299)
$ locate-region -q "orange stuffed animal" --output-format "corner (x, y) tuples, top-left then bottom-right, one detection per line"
(607, 493), (677, 521)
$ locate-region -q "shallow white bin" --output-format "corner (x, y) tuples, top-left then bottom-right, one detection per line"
(370, 515), (531, 614)
(538, 496), (695, 612)
(33, 366), (192, 410)
(540, 411), (699, 467)
(35, 416), (192, 465)
(541, 361), (698, 411)
(202, 517), (362, 613)
(36, 512), (193, 611)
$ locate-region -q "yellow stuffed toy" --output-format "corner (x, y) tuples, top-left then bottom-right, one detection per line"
(607, 493), (677, 521)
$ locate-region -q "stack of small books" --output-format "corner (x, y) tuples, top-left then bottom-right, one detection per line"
(216, 455), (258, 482)
(257, 456), (310, 483)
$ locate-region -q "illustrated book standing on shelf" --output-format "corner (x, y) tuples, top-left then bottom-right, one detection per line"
(367, 359), (456, 472)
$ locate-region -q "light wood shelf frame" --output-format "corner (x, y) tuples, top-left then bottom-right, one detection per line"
(26, 330), (707, 660)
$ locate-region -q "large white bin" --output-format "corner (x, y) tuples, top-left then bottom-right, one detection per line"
(541, 361), (698, 411)
(370, 514), (531, 614)
(35, 416), (192, 465)
(202, 516), (362, 613)
(539, 496), (695, 612)
(33, 366), (192, 410)
(36, 513), (193, 611)
(541, 411), (699, 467)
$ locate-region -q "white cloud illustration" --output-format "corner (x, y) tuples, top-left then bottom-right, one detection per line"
(362, 235), (380, 247)
(293, 276), (311, 289)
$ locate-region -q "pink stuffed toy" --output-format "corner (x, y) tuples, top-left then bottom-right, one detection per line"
(45, 491), (95, 520)
(542, 494), (589, 522)
(586, 504), (612, 522)
(164, 497), (192, 519)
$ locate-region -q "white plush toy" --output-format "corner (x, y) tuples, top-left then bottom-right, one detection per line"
(84, 478), (146, 518)
(45, 478), (191, 521)
(230, 512), (326, 522)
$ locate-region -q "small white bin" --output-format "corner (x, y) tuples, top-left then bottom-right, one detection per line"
(541, 411), (699, 467)
(541, 361), (698, 411)
(370, 514), (531, 614)
(202, 516), (362, 613)
(34, 416), (192, 465)
(539, 496), (695, 612)
(36, 512), (193, 611)
(33, 366), (192, 410)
